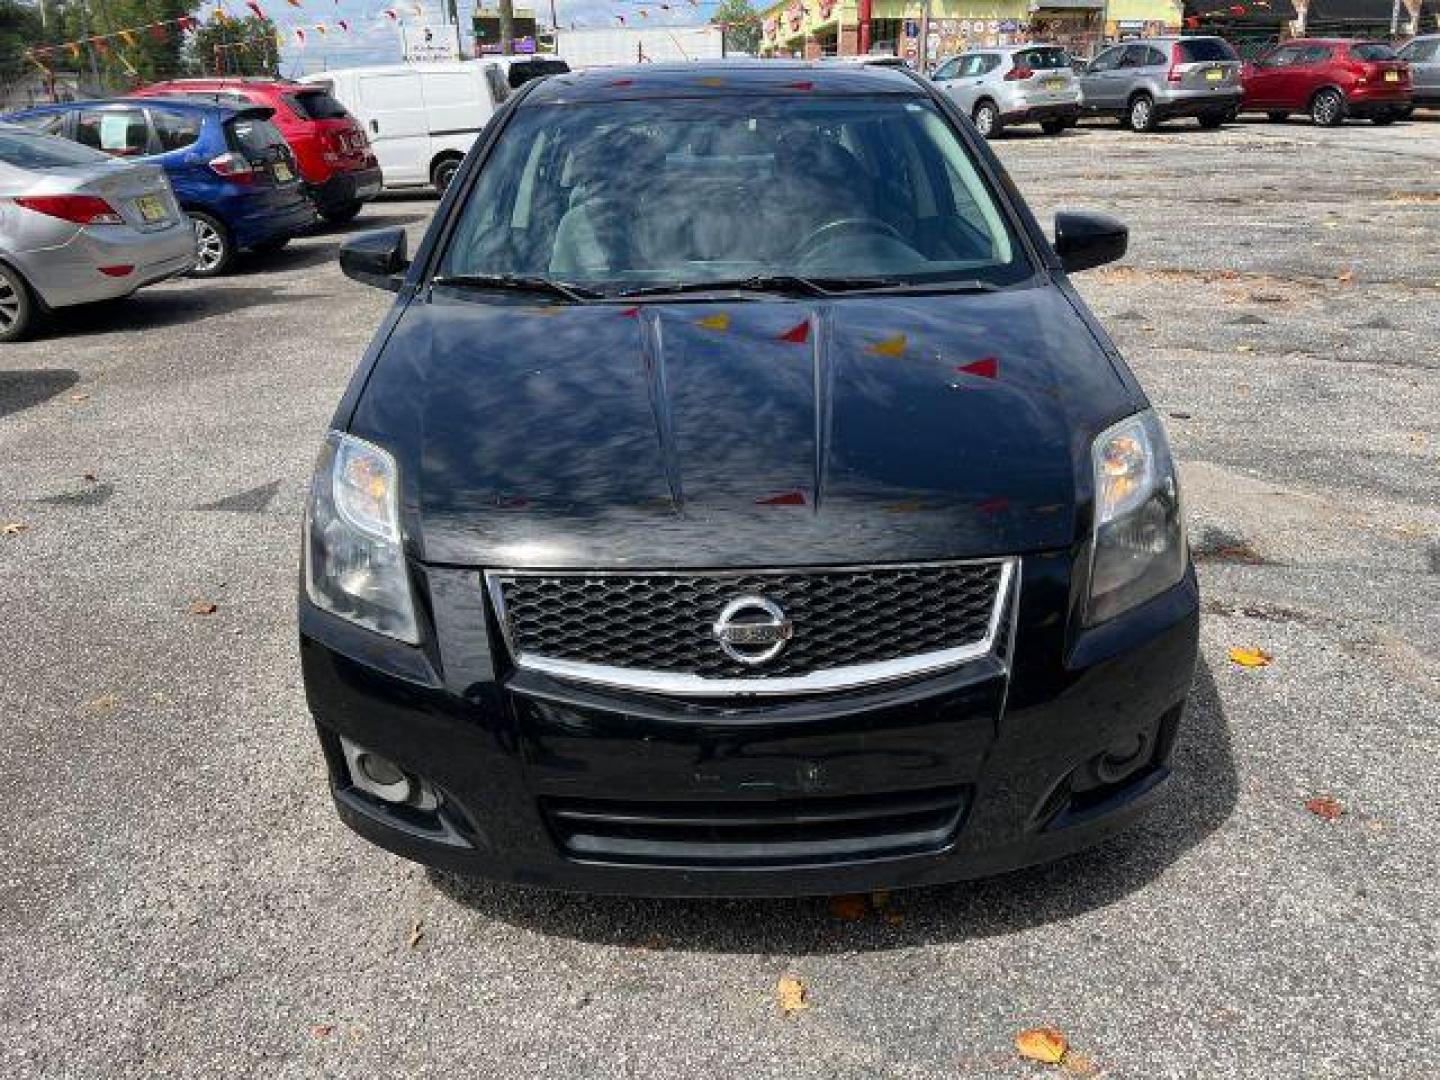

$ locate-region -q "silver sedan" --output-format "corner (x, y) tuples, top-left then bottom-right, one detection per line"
(0, 122), (195, 341)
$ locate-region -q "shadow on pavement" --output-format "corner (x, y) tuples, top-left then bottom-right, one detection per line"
(51, 286), (314, 337)
(0, 368), (79, 419)
(430, 659), (1235, 954)
(311, 212), (428, 238)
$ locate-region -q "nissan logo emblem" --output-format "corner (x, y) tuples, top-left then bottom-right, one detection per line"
(712, 596), (794, 665)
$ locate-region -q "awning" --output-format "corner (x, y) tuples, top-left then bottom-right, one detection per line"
(1307, 0), (1405, 21)
(1030, 0), (1102, 10)
(1183, 0), (1298, 22)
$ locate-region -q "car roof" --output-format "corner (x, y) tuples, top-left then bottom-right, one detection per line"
(523, 61), (922, 104)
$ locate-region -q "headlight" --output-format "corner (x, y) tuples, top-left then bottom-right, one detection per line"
(304, 431), (420, 644)
(1085, 409), (1186, 625)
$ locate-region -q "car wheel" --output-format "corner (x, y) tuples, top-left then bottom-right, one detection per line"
(1040, 118), (1068, 135)
(972, 100), (1001, 138)
(320, 201), (364, 224)
(1310, 88), (1344, 127)
(1267, 111), (1289, 122)
(1127, 94), (1157, 132)
(187, 212), (234, 277)
(431, 156), (461, 195)
(1197, 110), (1227, 129)
(0, 263), (36, 343)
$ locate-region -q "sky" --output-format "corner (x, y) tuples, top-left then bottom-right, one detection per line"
(220, 0), (725, 76)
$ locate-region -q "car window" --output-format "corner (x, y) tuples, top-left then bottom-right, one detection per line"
(1177, 38), (1237, 62)
(1090, 45), (1124, 71)
(287, 90), (351, 120)
(14, 113), (66, 136)
(228, 116), (288, 159)
(1398, 39), (1437, 61)
(76, 108), (150, 157)
(0, 123), (112, 168)
(1146, 47), (1169, 65)
(1119, 44), (1151, 68)
(150, 108), (202, 152)
(932, 58), (960, 80)
(1015, 47), (1071, 70)
(1262, 44), (1306, 67)
(958, 55), (986, 77)
(437, 96), (1031, 291)
(1350, 43), (1397, 61)
(1300, 45), (1333, 63)
(981, 54), (1003, 73)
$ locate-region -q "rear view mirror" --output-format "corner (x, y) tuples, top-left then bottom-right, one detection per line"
(339, 227), (409, 292)
(1053, 210), (1128, 273)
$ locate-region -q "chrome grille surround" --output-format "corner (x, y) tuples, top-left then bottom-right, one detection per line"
(485, 558), (1017, 697)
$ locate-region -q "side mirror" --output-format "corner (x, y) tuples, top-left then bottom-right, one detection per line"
(1054, 210), (1128, 274)
(339, 227), (409, 292)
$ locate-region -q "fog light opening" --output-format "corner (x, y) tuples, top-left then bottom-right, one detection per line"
(339, 736), (438, 810)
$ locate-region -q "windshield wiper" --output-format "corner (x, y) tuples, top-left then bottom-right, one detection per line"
(430, 273), (602, 302)
(613, 275), (1000, 300)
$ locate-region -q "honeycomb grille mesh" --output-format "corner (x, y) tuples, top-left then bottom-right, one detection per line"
(492, 562), (1005, 680)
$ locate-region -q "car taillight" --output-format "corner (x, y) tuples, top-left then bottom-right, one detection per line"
(13, 194), (123, 225)
(208, 152), (255, 182)
(1167, 44), (1183, 82)
(1005, 66), (1034, 81)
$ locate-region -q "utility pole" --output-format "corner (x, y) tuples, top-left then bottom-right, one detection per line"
(1389, 0), (1401, 36)
(918, 0), (932, 73)
(447, 0), (465, 59)
(499, 0), (514, 54)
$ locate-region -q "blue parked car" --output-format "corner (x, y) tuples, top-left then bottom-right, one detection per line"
(4, 98), (315, 276)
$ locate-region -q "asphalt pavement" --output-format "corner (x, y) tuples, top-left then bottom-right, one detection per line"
(1, 114), (1437, 1078)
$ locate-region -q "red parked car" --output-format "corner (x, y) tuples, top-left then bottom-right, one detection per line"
(1240, 39), (1412, 126)
(132, 78), (382, 222)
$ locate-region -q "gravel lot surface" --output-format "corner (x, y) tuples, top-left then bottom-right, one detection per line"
(2, 114), (1437, 1079)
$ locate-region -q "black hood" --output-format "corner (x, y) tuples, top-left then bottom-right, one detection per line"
(349, 285), (1139, 568)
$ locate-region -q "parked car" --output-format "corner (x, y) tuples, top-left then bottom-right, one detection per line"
(130, 78), (382, 224)
(1079, 36), (1243, 131)
(299, 61), (514, 195)
(5, 99), (316, 276)
(0, 122), (193, 341)
(932, 44), (1082, 136)
(1240, 39), (1412, 125)
(1395, 35), (1439, 113)
(301, 62), (1198, 897)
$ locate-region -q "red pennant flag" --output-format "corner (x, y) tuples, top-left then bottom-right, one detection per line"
(148, 22), (169, 41)
(619, 306), (640, 318)
(957, 356), (998, 379)
(615, 14), (626, 23)
(246, 0), (264, 16)
(382, 8), (398, 19)
(287, 0), (303, 8)
(778, 319), (810, 344)
(67, 41), (82, 59)
(756, 490), (806, 507)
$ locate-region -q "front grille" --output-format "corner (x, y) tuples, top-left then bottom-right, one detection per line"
(542, 786), (968, 867)
(488, 560), (1010, 695)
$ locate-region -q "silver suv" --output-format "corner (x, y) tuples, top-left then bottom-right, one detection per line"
(932, 45), (1082, 137)
(1078, 37), (1242, 132)
(1397, 35), (1439, 112)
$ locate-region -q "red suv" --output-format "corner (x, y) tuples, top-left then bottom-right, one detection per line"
(131, 78), (383, 222)
(1241, 39), (1412, 126)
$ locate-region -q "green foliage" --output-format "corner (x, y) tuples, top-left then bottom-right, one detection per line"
(712, 0), (761, 56)
(0, 0), (42, 69)
(189, 14), (280, 77)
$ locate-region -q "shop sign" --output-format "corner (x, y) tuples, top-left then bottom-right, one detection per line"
(1000, 18), (1018, 31)
(903, 19), (920, 36)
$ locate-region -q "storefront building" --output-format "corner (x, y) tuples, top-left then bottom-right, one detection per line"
(758, 0), (1182, 64)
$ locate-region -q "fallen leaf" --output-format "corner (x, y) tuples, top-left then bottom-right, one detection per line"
(866, 333), (908, 357)
(1016, 1026), (1068, 1065)
(311, 1024), (334, 1038)
(775, 974), (809, 1015)
(1337, 269), (1354, 284)
(1236, 343), (1255, 354)
(1305, 795), (1344, 822)
(1, 522), (28, 536)
(1228, 646), (1272, 668)
(408, 918), (424, 948)
(696, 312), (730, 332)
(70, 392), (90, 402)
(189, 601), (218, 616)
(83, 471), (98, 482)
(85, 693), (120, 711)
(827, 894), (869, 921)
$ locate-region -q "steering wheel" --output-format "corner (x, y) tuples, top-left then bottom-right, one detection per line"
(792, 217), (910, 262)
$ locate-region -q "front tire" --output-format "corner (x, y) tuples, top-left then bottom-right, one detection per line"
(431, 155), (461, 195)
(0, 263), (36, 343)
(320, 201), (364, 225)
(1310, 88), (1344, 127)
(1128, 94), (1157, 132)
(187, 212), (234, 277)
(972, 100), (1001, 138)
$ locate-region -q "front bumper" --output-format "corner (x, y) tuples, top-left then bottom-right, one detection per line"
(16, 219), (196, 310)
(300, 552), (1200, 897)
(307, 166), (385, 214)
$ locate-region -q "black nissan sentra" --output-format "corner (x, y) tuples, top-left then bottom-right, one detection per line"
(300, 62), (1199, 896)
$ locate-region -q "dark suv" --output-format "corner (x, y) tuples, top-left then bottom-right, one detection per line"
(301, 63), (1199, 897)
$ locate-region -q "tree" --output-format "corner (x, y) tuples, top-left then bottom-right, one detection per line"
(189, 14), (280, 77)
(712, 0), (761, 56)
(38, 0), (197, 89)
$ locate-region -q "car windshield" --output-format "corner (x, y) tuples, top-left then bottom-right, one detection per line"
(1177, 38), (1237, 62)
(436, 95), (1031, 293)
(1350, 43), (1397, 61)
(0, 124), (113, 168)
(1016, 48), (1071, 69)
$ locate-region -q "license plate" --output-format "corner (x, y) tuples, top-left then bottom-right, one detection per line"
(273, 162), (294, 182)
(1044, 77), (1066, 90)
(1384, 70), (1399, 82)
(135, 193), (167, 222)
(1205, 68), (1224, 82)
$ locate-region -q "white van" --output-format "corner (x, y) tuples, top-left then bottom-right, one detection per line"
(299, 62), (511, 194)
